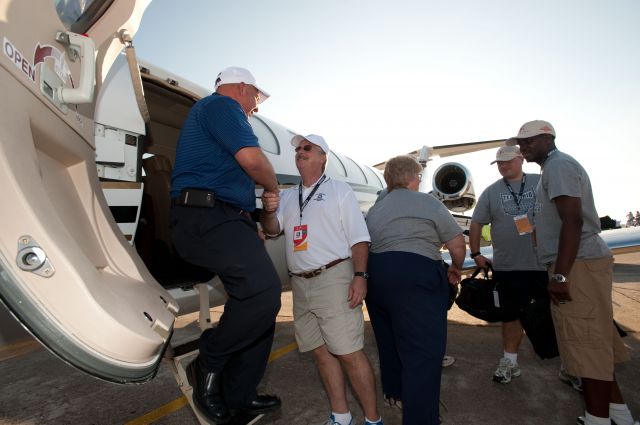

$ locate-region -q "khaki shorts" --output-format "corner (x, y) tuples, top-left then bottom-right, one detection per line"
(549, 256), (630, 381)
(291, 259), (364, 355)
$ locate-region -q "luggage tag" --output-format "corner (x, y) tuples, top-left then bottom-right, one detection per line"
(493, 289), (501, 308)
(513, 214), (533, 236)
(293, 224), (308, 251)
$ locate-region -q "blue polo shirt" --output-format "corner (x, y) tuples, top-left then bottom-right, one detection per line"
(171, 93), (260, 211)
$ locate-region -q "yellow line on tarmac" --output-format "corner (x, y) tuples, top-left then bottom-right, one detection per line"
(125, 341), (298, 425)
(125, 396), (189, 425)
(268, 341), (298, 362)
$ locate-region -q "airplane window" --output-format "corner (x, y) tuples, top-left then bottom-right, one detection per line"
(253, 115), (301, 156)
(326, 151), (346, 177)
(343, 156), (367, 184)
(55, 0), (114, 33)
(362, 165), (385, 189)
(249, 116), (279, 154)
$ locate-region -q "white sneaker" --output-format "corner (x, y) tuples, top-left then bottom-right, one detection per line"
(559, 364), (583, 392)
(493, 357), (520, 384)
(324, 414), (353, 425)
(442, 355), (455, 368)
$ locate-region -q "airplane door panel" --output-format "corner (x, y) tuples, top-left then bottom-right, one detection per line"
(0, 0), (177, 383)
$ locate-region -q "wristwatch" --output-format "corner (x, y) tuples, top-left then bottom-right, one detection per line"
(551, 273), (568, 283)
(354, 271), (369, 279)
(470, 252), (482, 259)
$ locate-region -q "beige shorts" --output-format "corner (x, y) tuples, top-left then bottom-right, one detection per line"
(291, 259), (364, 355)
(549, 256), (629, 381)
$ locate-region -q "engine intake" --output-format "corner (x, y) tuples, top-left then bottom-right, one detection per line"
(430, 162), (476, 212)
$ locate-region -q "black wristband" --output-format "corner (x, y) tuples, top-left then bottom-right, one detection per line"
(470, 252), (482, 259)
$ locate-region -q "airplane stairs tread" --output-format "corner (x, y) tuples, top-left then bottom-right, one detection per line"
(166, 343), (263, 425)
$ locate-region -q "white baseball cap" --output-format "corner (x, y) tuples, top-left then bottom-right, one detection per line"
(214, 66), (270, 103)
(506, 120), (556, 145)
(491, 144), (523, 164)
(291, 134), (330, 154)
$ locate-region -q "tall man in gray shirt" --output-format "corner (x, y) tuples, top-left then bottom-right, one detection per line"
(510, 120), (635, 425)
(469, 144), (548, 384)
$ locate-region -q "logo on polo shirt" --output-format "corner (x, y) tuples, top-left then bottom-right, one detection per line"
(314, 193), (326, 201)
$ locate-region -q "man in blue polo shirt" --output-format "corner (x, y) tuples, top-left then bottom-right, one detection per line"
(170, 67), (282, 424)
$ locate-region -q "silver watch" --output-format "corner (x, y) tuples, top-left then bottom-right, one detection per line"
(552, 273), (568, 283)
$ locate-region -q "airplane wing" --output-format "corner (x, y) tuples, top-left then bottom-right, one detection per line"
(373, 139), (507, 170)
(444, 226), (640, 272)
(600, 227), (640, 255)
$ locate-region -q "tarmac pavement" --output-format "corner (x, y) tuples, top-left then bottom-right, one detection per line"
(0, 252), (638, 425)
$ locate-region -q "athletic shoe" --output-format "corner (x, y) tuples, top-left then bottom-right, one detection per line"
(493, 357), (521, 384)
(559, 364), (583, 392)
(578, 417), (640, 425)
(576, 416), (618, 425)
(324, 414), (353, 425)
(442, 355), (456, 368)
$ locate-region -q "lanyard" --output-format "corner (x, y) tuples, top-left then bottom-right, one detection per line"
(503, 173), (526, 210)
(298, 174), (326, 224)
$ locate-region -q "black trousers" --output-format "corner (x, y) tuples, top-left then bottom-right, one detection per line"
(170, 204), (282, 407)
(367, 251), (448, 425)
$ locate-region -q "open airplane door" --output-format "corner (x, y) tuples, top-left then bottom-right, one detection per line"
(0, 0), (179, 383)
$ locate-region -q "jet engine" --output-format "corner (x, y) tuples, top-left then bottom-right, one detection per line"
(430, 162), (476, 212)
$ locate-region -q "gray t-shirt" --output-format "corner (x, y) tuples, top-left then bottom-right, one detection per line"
(471, 174), (544, 271)
(366, 188), (462, 261)
(535, 150), (610, 265)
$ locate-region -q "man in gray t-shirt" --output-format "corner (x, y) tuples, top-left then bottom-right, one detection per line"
(469, 144), (548, 384)
(510, 120), (634, 425)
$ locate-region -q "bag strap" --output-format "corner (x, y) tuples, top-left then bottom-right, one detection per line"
(471, 264), (494, 279)
(471, 267), (483, 278)
(482, 263), (494, 279)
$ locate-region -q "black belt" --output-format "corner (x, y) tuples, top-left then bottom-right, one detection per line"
(289, 258), (349, 279)
(172, 189), (245, 214)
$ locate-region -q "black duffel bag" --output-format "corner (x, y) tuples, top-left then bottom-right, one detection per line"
(519, 297), (559, 359)
(455, 266), (504, 322)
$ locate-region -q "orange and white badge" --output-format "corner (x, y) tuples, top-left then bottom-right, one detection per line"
(293, 224), (308, 251)
(514, 214), (533, 235)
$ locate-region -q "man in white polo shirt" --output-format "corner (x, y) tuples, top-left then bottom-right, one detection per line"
(261, 134), (382, 425)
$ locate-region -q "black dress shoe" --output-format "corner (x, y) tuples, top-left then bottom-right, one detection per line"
(234, 394), (282, 414)
(186, 358), (231, 424)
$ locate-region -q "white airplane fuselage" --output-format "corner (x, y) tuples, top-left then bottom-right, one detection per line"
(1, 0), (639, 388)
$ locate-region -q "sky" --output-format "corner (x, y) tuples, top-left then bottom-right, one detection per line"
(133, 0), (640, 223)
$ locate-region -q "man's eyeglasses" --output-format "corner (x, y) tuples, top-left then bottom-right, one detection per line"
(295, 145), (315, 152)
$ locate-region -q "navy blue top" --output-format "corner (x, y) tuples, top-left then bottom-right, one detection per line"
(170, 93), (260, 211)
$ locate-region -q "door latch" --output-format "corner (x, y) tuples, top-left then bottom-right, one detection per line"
(16, 235), (55, 278)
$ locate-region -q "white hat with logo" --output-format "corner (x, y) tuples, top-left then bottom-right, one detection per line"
(291, 134), (330, 154)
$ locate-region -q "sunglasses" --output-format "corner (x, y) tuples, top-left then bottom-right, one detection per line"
(295, 145), (315, 152)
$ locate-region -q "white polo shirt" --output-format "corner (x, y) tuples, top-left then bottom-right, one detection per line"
(276, 176), (370, 274)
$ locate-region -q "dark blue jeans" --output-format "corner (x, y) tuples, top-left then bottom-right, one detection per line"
(367, 251), (448, 425)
